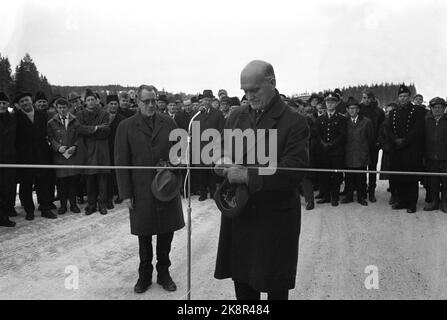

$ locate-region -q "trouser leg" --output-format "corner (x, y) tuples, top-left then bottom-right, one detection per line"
(267, 290), (289, 300)
(356, 167), (367, 199)
(234, 281), (260, 300)
(57, 177), (68, 208)
(19, 170), (35, 211)
(97, 173), (108, 208)
(368, 147), (379, 191)
(138, 236), (153, 280)
(156, 231), (174, 274)
(86, 174), (98, 208)
(302, 175), (314, 203)
(35, 175), (52, 210)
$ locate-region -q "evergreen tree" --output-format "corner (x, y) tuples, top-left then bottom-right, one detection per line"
(13, 53), (41, 94)
(0, 53), (13, 96)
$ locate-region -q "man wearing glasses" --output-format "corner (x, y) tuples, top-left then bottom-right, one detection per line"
(115, 85), (184, 294)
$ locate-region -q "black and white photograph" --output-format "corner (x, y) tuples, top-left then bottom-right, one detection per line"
(1, 0), (447, 303)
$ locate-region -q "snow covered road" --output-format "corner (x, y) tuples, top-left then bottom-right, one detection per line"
(1, 181), (447, 300)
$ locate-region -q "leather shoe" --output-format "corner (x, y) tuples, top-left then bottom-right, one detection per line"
(358, 199), (368, 206)
(305, 202), (314, 210)
(407, 207), (416, 214)
(389, 196), (397, 205)
(42, 210), (57, 219)
(77, 197), (85, 204)
(106, 202), (114, 210)
(85, 207), (96, 215)
(114, 198), (123, 204)
(316, 198), (330, 204)
(70, 205), (81, 213)
(58, 206), (67, 215)
(315, 193), (323, 199)
(331, 200), (339, 207)
(157, 273), (177, 292)
(392, 202), (406, 210)
(368, 192), (377, 203)
(423, 201), (439, 211)
(134, 277), (152, 294)
(0, 217), (16, 227)
(341, 196), (353, 204)
(25, 210), (35, 221)
(198, 195), (207, 202)
(100, 207), (108, 215)
(8, 208), (18, 217)
(49, 203), (57, 210)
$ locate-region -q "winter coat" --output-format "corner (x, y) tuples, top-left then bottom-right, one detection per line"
(16, 108), (52, 180)
(424, 113), (447, 161)
(214, 91), (309, 292)
(383, 103), (425, 181)
(359, 100), (385, 145)
(108, 113), (126, 167)
(76, 107), (111, 175)
(0, 112), (17, 200)
(345, 115), (374, 168)
(47, 113), (84, 178)
(114, 111), (185, 236)
(315, 112), (347, 157)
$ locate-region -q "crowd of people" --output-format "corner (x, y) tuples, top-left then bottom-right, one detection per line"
(0, 83), (446, 229)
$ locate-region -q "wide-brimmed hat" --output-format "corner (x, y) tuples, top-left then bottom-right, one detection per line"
(151, 169), (182, 202)
(214, 178), (249, 218)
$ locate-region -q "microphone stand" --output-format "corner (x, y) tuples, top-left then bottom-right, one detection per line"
(184, 110), (202, 300)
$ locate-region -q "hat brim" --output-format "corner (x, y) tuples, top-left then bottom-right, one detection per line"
(151, 170), (182, 202)
(214, 179), (249, 218)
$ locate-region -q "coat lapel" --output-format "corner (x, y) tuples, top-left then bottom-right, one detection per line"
(135, 112), (153, 138)
(152, 114), (164, 141)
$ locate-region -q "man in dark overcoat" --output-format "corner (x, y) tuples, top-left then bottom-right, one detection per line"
(423, 97), (447, 212)
(315, 92), (347, 206)
(359, 89), (385, 202)
(115, 85), (185, 294)
(0, 92), (17, 227)
(342, 98), (374, 205)
(214, 60), (309, 300)
(384, 84), (425, 213)
(105, 94), (126, 207)
(15, 92), (57, 220)
(77, 89), (111, 215)
(194, 89), (225, 201)
(47, 97), (83, 214)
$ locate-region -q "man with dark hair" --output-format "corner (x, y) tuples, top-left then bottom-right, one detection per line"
(47, 97), (82, 215)
(334, 88), (347, 115)
(106, 94), (126, 207)
(77, 89), (111, 215)
(0, 92), (17, 227)
(195, 89), (225, 201)
(117, 91), (135, 118)
(359, 89), (385, 202)
(384, 84), (425, 213)
(115, 84), (184, 294)
(214, 60), (309, 300)
(342, 98), (374, 206)
(315, 92), (347, 206)
(16, 92), (57, 220)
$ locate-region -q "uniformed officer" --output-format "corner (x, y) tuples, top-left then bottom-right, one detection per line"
(315, 92), (347, 206)
(384, 84), (425, 213)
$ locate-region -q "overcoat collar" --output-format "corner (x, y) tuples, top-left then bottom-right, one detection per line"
(135, 110), (164, 141)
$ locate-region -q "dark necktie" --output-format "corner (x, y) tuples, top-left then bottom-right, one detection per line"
(61, 115), (67, 128)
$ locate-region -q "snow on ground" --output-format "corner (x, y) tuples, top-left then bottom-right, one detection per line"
(1, 180), (447, 300)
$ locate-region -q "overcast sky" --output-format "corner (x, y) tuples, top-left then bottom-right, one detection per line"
(1, 0), (447, 100)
